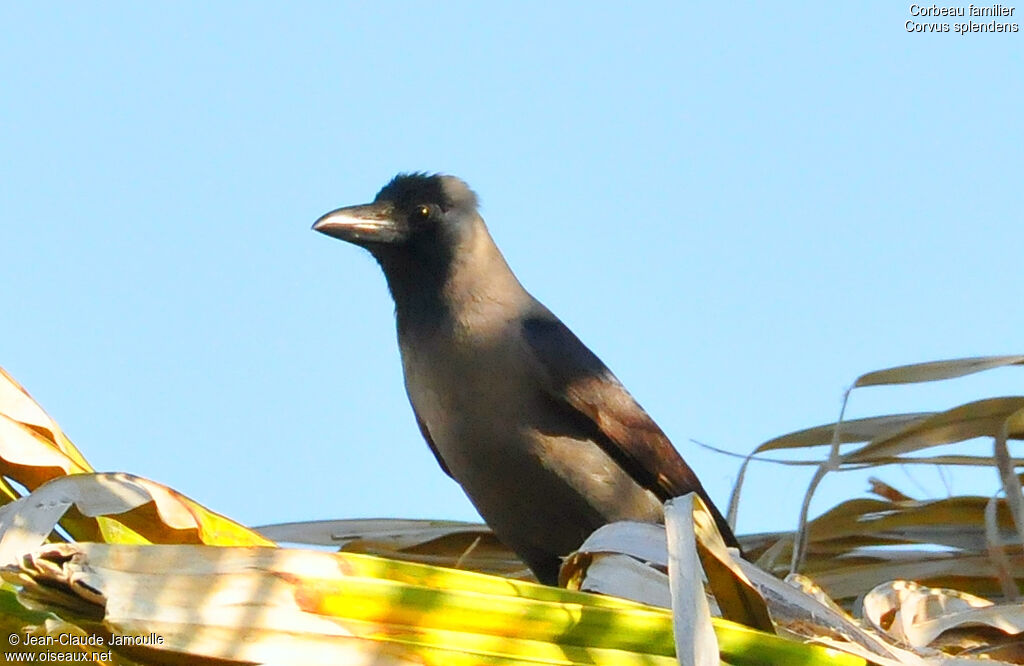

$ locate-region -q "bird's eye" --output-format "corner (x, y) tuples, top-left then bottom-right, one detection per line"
(416, 205), (431, 219)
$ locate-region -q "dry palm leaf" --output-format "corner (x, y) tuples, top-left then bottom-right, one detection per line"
(0, 472), (273, 567)
(862, 579), (1024, 659)
(1, 541), (819, 666)
(258, 518), (529, 578)
(0, 369), (271, 549)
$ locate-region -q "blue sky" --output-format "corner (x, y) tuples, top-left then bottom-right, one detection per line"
(2, 4), (1021, 537)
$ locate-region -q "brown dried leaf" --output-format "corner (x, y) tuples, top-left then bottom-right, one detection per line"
(846, 398), (1024, 463)
(854, 355), (1024, 388)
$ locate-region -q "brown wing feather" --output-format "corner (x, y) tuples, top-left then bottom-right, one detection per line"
(522, 316), (739, 548)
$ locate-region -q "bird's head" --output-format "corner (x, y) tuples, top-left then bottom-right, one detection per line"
(314, 173), (522, 320)
(313, 173), (480, 263)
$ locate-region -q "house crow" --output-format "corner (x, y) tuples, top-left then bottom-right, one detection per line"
(313, 173), (739, 584)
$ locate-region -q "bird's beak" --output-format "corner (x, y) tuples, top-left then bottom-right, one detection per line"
(312, 202), (404, 245)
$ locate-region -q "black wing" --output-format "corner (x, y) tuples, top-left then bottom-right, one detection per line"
(522, 315), (738, 547)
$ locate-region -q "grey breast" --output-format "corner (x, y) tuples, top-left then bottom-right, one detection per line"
(398, 319), (663, 559)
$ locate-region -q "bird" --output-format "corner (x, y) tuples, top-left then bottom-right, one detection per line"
(313, 173), (739, 584)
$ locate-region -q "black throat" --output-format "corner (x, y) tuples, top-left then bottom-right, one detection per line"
(374, 242), (456, 337)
